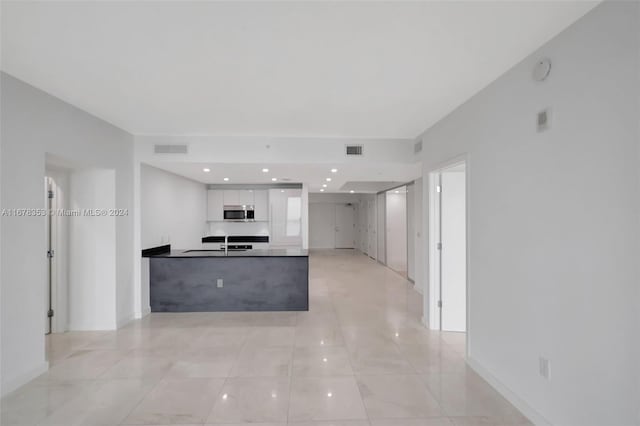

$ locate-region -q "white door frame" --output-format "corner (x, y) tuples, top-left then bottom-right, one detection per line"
(427, 156), (470, 345)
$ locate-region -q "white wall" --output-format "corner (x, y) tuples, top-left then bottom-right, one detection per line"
(141, 164), (207, 250)
(309, 193), (362, 204)
(208, 221), (270, 237)
(418, 3), (639, 424)
(68, 169), (117, 330)
(385, 190), (407, 273)
(309, 193), (361, 250)
(0, 73), (135, 395)
(309, 203), (337, 249)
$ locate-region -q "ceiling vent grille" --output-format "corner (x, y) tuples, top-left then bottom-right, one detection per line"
(345, 144), (364, 156)
(154, 144), (188, 154)
(414, 140), (423, 154)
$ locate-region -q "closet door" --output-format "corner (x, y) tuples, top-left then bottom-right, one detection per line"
(334, 204), (355, 249)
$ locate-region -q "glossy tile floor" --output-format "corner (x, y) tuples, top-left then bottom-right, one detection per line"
(1, 250), (531, 426)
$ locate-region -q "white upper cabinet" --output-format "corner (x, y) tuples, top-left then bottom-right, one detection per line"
(223, 190), (239, 205)
(238, 190), (255, 206)
(207, 190), (224, 221)
(223, 189), (254, 206)
(253, 190), (269, 221)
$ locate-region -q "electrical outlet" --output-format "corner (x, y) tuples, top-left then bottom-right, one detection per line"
(537, 108), (552, 132)
(539, 357), (551, 380)
(217, 279), (223, 288)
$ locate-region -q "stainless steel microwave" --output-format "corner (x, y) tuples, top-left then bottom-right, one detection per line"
(223, 205), (255, 221)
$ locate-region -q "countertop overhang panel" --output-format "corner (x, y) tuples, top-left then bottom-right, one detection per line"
(149, 251), (309, 312)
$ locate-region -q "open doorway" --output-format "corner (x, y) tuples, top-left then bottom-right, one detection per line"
(385, 186), (408, 277)
(428, 161), (467, 333)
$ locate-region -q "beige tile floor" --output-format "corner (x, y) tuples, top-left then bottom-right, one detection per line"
(1, 250), (532, 426)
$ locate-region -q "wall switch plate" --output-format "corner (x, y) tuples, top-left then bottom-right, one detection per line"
(217, 279), (223, 288)
(539, 357), (551, 380)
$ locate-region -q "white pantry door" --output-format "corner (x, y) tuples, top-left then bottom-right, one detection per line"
(440, 170), (467, 332)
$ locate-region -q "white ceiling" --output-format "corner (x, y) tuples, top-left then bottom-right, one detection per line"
(144, 161), (422, 193)
(2, 1), (598, 138)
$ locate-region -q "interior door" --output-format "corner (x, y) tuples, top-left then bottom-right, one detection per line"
(407, 183), (415, 280)
(440, 171), (466, 332)
(360, 202), (368, 254)
(367, 199), (376, 258)
(334, 204), (355, 249)
(376, 193), (386, 264)
(44, 177), (52, 335)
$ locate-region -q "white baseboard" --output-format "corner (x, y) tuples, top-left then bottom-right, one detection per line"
(67, 323), (117, 331)
(1, 361), (49, 397)
(134, 306), (151, 319)
(116, 312), (137, 328)
(466, 357), (551, 426)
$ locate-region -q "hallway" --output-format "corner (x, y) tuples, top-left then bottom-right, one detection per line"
(1, 250), (529, 426)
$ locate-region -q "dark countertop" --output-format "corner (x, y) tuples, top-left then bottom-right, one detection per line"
(148, 248), (309, 258)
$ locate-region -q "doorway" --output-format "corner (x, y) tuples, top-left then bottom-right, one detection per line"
(429, 161), (467, 332)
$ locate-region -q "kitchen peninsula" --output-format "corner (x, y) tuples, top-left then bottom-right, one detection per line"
(143, 246), (309, 312)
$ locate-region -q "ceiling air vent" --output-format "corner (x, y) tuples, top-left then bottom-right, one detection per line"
(154, 144), (188, 154)
(414, 140), (423, 154)
(345, 144), (364, 156)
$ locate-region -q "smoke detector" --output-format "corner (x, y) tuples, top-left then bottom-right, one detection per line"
(533, 58), (552, 82)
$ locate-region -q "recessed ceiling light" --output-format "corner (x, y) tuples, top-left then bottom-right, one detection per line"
(222, 393), (228, 400)
(322, 184), (327, 188)
(320, 189), (325, 192)
(223, 177), (229, 182)
(271, 177), (277, 182)
(331, 168), (338, 173)
(280, 189), (285, 193)
(395, 190), (399, 193)
(350, 190), (355, 193)
(327, 392), (333, 398)
(262, 168), (269, 173)
(326, 178), (332, 182)
(203, 168), (210, 173)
